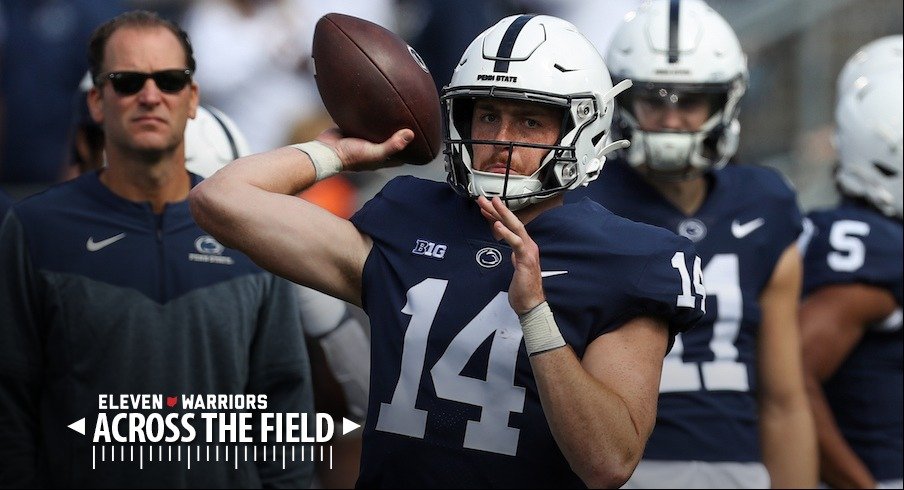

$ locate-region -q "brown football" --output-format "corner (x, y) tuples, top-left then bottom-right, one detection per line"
(312, 13), (442, 165)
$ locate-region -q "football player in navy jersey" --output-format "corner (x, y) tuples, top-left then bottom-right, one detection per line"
(192, 14), (707, 489)
(799, 36), (903, 489)
(566, 1), (817, 487)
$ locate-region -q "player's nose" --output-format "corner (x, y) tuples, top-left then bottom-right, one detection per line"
(659, 107), (685, 130)
(136, 80), (164, 105)
(491, 118), (518, 145)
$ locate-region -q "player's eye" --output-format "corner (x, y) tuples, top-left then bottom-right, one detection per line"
(478, 112), (498, 123)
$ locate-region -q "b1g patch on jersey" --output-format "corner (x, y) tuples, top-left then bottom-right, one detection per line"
(189, 235), (234, 265)
(412, 239), (447, 259)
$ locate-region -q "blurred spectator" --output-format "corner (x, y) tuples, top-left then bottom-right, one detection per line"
(0, 0), (127, 184)
(518, 0), (641, 55)
(181, 0), (395, 153)
(402, 0), (513, 93)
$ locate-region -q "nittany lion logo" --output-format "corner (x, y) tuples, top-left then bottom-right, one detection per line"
(476, 247), (503, 268)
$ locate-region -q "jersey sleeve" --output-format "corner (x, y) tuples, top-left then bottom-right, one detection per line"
(604, 233), (705, 349)
(350, 176), (410, 243)
(640, 236), (705, 339)
(802, 209), (904, 303)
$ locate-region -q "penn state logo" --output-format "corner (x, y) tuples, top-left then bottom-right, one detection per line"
(407, 45), (430, 74)
(194, 235), (225, 255)
(190, 235), (234, 265)
(677, 219), (707, 242)
(476, 247), (503, 268)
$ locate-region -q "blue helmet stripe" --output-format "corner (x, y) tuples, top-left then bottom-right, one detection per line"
(494, 14), (537, 73)
(668, 0), (681, 63)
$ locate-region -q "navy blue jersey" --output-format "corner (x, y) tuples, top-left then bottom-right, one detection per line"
(350, 176), (704, 488)
(802, 199), (903, 481)
(568, 160), (803, 463)
(0, 189), (12, 218)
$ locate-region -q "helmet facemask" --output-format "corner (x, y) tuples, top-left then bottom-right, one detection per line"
(441, 14), (630, 210)
(444, 90), (603, 210)
(616, 77), (745, 181)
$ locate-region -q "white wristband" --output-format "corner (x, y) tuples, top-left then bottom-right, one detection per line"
(518, 301), (566, 356)
(290, 141), (342, 181)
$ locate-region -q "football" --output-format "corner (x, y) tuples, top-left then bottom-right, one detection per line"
(312, 13), (442, 165)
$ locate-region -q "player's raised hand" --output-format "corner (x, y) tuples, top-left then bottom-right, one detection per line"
(477, 196), (545, 314)
(316, 127), (413, 172)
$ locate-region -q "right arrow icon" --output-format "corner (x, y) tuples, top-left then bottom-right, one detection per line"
(341, 417), (360, 436)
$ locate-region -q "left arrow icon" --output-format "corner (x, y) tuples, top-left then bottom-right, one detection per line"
(68, 418), (86, 435)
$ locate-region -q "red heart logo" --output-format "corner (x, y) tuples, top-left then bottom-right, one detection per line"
(166, 396), (178, 408)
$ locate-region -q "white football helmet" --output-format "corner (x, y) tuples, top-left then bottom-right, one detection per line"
(835, 63), (903, 220)
(836, 35), (903, 101)
(606, 0), (748, 177)
(184, 106), (251, 178)
(443, 14), (630, 210)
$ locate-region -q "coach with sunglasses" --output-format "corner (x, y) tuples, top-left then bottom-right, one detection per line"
(0, 11), (314, 488)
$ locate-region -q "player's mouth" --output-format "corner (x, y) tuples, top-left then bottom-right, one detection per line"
(133, 115), (166, 125)
(480, 162), (517, 175)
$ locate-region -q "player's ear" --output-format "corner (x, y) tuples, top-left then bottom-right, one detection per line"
(187, 81), (199, 120)
(87, 87), (104, 125)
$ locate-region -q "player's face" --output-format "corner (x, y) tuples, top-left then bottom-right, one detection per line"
(633, 92), (711, 132)
(88, 26), (198, 158)
(470, 98), (563, 176)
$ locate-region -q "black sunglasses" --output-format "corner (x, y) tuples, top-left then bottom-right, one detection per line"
(96, 69), (193, 95)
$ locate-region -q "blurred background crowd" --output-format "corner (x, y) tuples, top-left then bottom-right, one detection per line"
(0, 0), (901, 212)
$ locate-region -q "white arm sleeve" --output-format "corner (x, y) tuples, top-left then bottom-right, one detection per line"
(295, 285), (370, 421)
(296, 284), (347, 337)
(317, 318), (371, 421)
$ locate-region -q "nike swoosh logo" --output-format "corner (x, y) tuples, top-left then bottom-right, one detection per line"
(541, 270), (568, 278)
(86, 233), (127, 252)
(731, 218), (765, 239)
